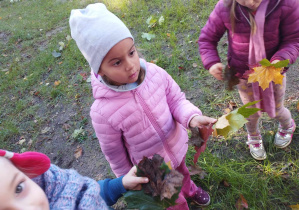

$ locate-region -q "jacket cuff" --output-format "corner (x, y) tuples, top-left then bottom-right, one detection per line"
(98, 176), (127, 206)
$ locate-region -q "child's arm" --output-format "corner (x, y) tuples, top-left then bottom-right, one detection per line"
(198, 1), (227, 71)
(98, 166), (149, 206)
(270, 0), (299, 64)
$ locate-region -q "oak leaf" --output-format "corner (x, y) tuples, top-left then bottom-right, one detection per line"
(248, 59), (289, 90)
(235, 194), (248, 210)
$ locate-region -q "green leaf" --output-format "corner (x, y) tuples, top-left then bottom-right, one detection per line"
(124, 189), (180, 210)
(141, 33), (156, 41)
(215, 101), (261, 138)
(237, 100), (261, 118)
(259, 58), (271, 66)
(52, 50), (61, 58)
(146, 16), (157, 28)
(272, 59), (289, 68)
(124, 190), (164, 210)
(158, 16), (165, 25)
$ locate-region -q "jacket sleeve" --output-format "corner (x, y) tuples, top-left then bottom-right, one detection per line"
(91, 108), (133, 177)
(270, 0), (299, 64)
(156, 65), (202, 128)
(98, 176), (126, 206)
(33, 164), (109, 210)
(198, 1), (227, 70)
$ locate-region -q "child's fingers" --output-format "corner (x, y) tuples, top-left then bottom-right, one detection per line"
(133, 176), (149, 184)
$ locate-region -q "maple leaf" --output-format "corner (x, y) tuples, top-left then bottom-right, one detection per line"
(215, 101), (261, 138)
(248, 59), (289, 90)
(289, 204), (299, 210)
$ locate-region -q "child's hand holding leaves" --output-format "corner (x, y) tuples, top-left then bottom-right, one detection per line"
(122, 166), (149, 190)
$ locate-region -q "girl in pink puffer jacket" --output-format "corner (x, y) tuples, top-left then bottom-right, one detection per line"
(69, 3), (217, 209)
(198, 0), (299, 160)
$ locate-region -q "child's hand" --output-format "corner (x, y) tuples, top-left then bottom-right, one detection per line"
(122, 166), (149, 191)
(209, 63), (224, 80)
(189, 115), (217, 128)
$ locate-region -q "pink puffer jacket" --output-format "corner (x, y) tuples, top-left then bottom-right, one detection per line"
(90, 59), (202, 177)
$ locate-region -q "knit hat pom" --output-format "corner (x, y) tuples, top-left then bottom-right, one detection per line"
(0, 149), (51, 178)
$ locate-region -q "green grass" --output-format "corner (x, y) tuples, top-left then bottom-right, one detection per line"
(1, 0), (298, 209)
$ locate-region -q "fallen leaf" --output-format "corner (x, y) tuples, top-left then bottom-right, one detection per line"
(62, 123), (71, 131)
(221, 179), (231, 187)
(235, 194), (248, 210)
(248, 59), (289, 90)
(166, 33), (171, 37)
(297, 102), (299, 112)
(158, 16), (164, 25)
(51, 50), (61, 58)
(192, 63), (198, 68)
(16, 139), (26, 145)
(71, 127), (84, 139)
(146, 16), (157, 28)
(229, 101), (237, 110)
(187, 165), (207, 179)
(74, 146), (83, 159)
(141, 32), (156, 41)
(54, 80), (61, 87)
(41, 127), (51, 134)
(289, 204), (299, 209)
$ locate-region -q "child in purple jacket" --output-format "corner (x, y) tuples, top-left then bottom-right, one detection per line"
(69, 3), (217, 209)
(198, 0), (299, 160)
(0, 149), (148, 209)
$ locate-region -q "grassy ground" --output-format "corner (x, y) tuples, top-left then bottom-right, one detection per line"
(1, 0), (298, 209)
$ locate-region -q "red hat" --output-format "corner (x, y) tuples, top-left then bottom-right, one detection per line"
(0, 149), (51, 178)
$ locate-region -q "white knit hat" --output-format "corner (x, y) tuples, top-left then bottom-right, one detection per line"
(69, 3), (133, 73)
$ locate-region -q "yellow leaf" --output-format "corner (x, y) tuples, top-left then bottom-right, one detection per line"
(248, 65), (284, 90)
(165, 161), (172, 170)
(289, 204), (299, 210)
(54, 80), (61, 86)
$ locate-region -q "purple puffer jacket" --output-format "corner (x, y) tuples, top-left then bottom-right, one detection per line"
(90, 59), (202, 177)
(198, 0), (299, 75)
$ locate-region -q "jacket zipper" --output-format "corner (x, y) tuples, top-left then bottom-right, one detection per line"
(134, 91), (179, 166)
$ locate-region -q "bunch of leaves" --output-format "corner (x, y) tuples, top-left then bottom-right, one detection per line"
(223, 65), (239, 91)
(188, 124), (214, 164)
(141, 15), (165, 41)
(52, 35), (72, 58)
(248, 58), (289, 90)
(214, 100), (261, 138)
(124, 154), (184, 210)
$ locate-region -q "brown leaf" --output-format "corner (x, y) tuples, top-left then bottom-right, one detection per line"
(235, 194), (248, 210)
(74, 146), (83, 159)
(229, 101), (237, 110)
(187, 165), (207, 179)
(136, 154), (183, 200)
(297, 102), (299, 112)
(221, 179), (231, 187)
(189, 124), (215, 164)
(62, 123), (71, 131)
(224, 65), (239, 91)
(160, 170), (184, 200)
